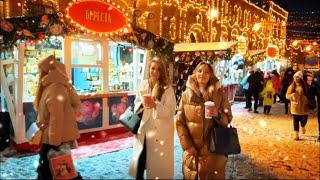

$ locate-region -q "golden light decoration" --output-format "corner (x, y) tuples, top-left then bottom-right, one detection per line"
(252, 23), (261, 32)
(305, 45), (312, 52)
(208, 8), (218, 20)
(292, 40), (299, 47)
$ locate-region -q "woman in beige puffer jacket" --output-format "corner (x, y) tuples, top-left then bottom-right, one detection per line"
(286, 71), (309, 140)
(34, 55), (81, 180)
(176, 62), (232, 179)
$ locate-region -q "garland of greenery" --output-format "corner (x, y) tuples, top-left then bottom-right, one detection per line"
(119, 27), (174, 62)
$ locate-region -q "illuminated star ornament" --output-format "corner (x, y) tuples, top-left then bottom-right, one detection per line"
(65, 0), (132, 37)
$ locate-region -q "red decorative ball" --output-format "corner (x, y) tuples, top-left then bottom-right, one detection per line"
(37, 33), (45, 40)
(266, 45), (279, 58)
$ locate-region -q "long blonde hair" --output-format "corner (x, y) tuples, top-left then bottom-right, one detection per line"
(149, 57), (169, 101)
(193, 61), (219, 100)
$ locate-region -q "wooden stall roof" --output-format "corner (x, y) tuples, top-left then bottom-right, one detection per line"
(173, 41), (237, 52)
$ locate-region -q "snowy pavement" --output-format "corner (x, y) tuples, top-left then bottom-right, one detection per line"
(226, 102), (319, 179)
(0, 102), (319, 179)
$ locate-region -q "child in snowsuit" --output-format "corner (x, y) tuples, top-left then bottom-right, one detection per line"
(261, 75), (275, 114)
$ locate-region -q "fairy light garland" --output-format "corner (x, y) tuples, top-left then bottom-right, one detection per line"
(5, 0), (9, 18)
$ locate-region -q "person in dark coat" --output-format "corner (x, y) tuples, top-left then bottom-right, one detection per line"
(247, 68), (264, 113)
(280, 67), (296, 114)
(303, 71), (320, 141)
(317, 71), (320, 141)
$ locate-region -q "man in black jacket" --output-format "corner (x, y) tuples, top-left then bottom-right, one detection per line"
(247, 68), (264, 113)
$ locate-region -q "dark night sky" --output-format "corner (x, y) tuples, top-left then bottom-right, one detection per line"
(275, 0), (320, 11)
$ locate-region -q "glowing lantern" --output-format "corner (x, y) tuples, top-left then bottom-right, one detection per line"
(266, 45), (279, 58)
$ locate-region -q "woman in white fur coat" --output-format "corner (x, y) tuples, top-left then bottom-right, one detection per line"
(128, 57), (176, 179)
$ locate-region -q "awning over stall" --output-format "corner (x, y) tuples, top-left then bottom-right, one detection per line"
(173, 41), (237, 52)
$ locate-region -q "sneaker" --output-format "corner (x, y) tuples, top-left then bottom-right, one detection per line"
(302, 127), (306, 134)
(254, 110), (259, 113)
(248, 108), (252, 112)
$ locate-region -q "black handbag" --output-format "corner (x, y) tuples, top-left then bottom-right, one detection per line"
(119, 106), (143, 134)
(210, 118), (241, 155)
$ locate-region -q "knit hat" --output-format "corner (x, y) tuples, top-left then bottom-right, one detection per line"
(293, 70), (303, 79)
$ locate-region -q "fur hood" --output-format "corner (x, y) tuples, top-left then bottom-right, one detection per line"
(38, 55), (70, 88)
(186, 74), (221, 100)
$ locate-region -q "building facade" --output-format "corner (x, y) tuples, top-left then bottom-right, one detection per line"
(2, 0), (288, 54)
(135, 0), (288, 54)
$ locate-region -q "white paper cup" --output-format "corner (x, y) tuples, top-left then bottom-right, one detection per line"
(205, 101), (215, 119)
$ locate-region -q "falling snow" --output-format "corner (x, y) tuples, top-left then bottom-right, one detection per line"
(0, 102), (318, 179)
(56, 94), (64, 102)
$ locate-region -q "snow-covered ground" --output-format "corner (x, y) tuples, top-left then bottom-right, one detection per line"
(227, 102), (319, 179)
(0, 102), (319, 179)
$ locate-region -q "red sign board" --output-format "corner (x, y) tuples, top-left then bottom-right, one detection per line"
(67, 1), (128, 33)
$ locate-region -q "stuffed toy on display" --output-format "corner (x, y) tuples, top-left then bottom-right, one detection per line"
(227, 54), (244, 85)
(214, 60), (229, 86)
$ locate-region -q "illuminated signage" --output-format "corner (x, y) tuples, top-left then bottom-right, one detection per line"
(66, 0), (131, 36)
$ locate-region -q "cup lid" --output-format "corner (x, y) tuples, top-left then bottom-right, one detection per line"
(204, 101), (215, 106)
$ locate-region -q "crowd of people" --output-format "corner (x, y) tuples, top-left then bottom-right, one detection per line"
(241, 66), (319, 141)
(34, 54), (318, 180)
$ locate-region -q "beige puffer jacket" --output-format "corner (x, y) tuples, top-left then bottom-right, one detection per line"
(37, 56), (80, 146)
(176, 75), (232, 179)
(286, 83), (309, 115)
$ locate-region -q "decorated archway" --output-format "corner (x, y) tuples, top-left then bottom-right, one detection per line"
(187, 23), (205, 42)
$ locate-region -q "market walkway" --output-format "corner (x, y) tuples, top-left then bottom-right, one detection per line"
(0, 102), (319, 179)
(226, 102), (319, 179)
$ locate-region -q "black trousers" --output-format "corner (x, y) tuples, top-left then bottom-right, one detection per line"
(136, 139), (147, 180)
(293, 115), (308, 132)
(37, 144), (82, 180)
(37, 144), (58, 180)
(264, 105), (271, 114)
(284, 100), (289, 114)
(248, 90), (260, 111)
(244, 89), (251, 108)
(318, 102), (320, 135)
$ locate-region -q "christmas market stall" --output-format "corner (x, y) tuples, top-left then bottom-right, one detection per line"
(0, 0), (173, 149)
(173, 41), (237, 104)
